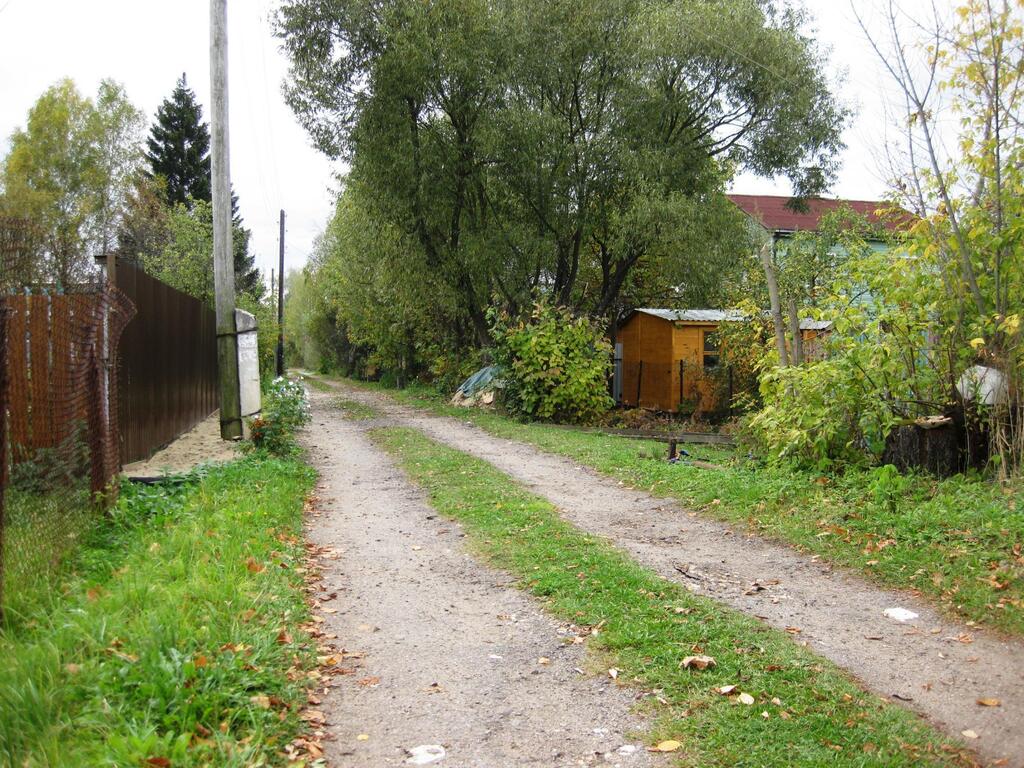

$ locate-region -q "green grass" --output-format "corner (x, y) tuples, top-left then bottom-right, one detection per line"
(2, 485), (95, 618)
(331, 397), (379, 420)
(295, 373), (336, 393)
(0, 455), (318, 767)
(337, 378), (1024, 636)
(373, 427), (975, 767)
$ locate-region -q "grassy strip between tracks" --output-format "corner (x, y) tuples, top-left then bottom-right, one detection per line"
(373, 425), (976, 768)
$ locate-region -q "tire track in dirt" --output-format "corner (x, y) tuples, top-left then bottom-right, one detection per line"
(328, 380), (1024, 767)
(300, 392), (658, 767)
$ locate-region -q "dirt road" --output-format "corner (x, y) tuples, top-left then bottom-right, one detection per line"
(321, 379), (1024, 768)
(300, 393), (656, 767)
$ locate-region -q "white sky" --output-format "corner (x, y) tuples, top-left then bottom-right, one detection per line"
(0, 0), (951, 278)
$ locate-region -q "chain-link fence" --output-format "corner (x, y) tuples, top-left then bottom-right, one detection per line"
(0, 219), (135, 619)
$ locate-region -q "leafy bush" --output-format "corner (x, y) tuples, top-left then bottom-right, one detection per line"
(745, 352), (897, 470)
(490, 301), (613, 424)
(248, 377), (310, 455)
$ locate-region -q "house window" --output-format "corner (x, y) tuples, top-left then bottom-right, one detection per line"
(703, 331), (720, 369)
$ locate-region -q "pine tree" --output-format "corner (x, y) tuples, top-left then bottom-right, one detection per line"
(146, 74), (211, 207)
(232, 190), (263, 299)
(145, 74), (263, 299)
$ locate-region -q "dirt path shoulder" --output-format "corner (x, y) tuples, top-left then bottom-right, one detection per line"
(300, 391), (657, 767)
(330, 380), (1024, 767)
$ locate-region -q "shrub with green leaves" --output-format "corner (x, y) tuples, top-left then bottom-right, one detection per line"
(745, 350), (897, 470)
(248, 377), (311, 455)
(490, 301), (613, 424)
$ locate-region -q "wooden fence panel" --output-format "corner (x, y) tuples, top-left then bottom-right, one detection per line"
(28, 297), (52, 448)
(116, 261), (219, 464)
(5, 297), (28, 454)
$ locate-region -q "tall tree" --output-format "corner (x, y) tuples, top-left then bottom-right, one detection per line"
(89, 80), (146, 255)
(146, 74), (212, 207)
(277, 0), (846, 354)
(118, 174), (171, 262)
(144, 74), (262, 297)
(231, 191), (263, 299)
(1, 78), (144, 285)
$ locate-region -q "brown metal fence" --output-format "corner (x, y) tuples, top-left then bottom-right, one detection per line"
(0, 279), (134, 618)
(116, 260), (218, 464)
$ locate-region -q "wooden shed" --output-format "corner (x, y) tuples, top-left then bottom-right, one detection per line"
(615, 309), (830, 413)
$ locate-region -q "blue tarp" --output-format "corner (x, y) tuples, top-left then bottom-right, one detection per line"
(455, 365), (503, 397)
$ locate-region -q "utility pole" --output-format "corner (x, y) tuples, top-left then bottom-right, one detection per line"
(211, 0), (242, 439)
(276, 209), (285, 377)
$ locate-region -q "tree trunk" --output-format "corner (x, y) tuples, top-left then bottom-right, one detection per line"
(759, 241), (789, 367)
(787, 297), (803, 366)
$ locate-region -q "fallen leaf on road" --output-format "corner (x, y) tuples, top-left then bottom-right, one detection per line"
(681, 655), (716, 671)
(648, 740), (681, 753)
(961, 730), (979, 740)
(357, 733), (369, 741)
(608, 668), (619, 679)
(977, 698), (1001, 707)
(538, 657), (551, 665)
(356, 676), (381, 687)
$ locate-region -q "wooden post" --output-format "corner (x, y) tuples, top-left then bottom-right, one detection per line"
(678, 359), (684, 407)
(276, 209), (285, 377)
(211, 0), (242, 440)
(760, 240), (789, 367)
(636, 361), (643, 407)
(787, 298), (804, 365)
(728, 365), (734, 418)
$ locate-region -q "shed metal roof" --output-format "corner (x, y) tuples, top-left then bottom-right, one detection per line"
(636, 308), (744, 323)
(634, 308), (832, 332)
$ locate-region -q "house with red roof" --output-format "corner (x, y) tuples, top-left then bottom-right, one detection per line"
(726, 194), (911, 244)
(611, 195), (912, 412)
